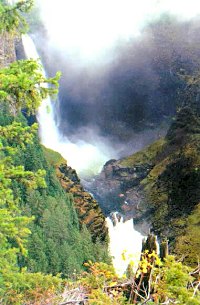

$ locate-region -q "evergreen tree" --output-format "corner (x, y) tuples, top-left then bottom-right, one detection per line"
(0, 0), (33, 34)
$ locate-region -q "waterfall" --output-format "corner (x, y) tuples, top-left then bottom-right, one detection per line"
(22, 35), (61, 148)
(22, 36), (144, 275)
(21, 34), (112, 177)
(106, 213), (144, 276)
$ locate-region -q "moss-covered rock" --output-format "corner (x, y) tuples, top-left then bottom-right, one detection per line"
(120, 138), (166, 167)
(90, 106), (200, 266)
(174, 203), (200, 266)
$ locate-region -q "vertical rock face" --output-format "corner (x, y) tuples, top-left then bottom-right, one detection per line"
(88, 159), (154, 236)
(88, 158), (150, 217)
(0, 33), (16, 67)
(87, 141), (164, 235)
(55, 162), (108, 242)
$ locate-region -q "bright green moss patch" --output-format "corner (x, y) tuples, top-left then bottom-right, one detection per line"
(120, 138), (166, 167)
(42, 146), (66, 167)
(142, 157), (170, 188)
(175, 203), (200, 267)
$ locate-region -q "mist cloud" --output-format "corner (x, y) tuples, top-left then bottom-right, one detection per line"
(36, 0), (200, 62)
(29, 0), (200, 176)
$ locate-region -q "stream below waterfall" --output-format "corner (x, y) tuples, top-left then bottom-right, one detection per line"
(22, 34), (144, 275)
(107, 213), (144, 276)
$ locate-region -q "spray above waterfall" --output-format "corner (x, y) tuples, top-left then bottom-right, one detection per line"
(27, 0), (200, 179)
(19, 0), (200, 276)
(37, 0), (200, 63)
(22, 34), (116, 176)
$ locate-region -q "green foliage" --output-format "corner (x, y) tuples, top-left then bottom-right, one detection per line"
(120, 138), (166, 168)
(3, 118), (110, 278)
(0, 119), (46, 267)
(0, 1), (111, 303)
(0, 115), (64, 304)
(0, 118), (62, 303)
(0, 13), (64, 300)
(166, 106), (200, 143)
(78, 255), (200, 305)
(1, 270), (62, 305)
(154, 256), (199, 305)
(122, 107), (200, 264)
(80, 261), (126, 305)
(24, 190), (110, 277)
(175, 203), (200, 267)
(0, 121), (38, 150)
(42, 146), (66, 167)
(0, 0), (33, 34)
(0, 59), (60, 115)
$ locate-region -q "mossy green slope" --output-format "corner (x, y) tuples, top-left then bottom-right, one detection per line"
(43, 147), (108, 243)
(119, 107), (200, 266)
(1, 106), (110, 277)
(22, 136), (110, 276)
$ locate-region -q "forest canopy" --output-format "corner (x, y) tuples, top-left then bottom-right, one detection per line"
(0, 1), (199, 304)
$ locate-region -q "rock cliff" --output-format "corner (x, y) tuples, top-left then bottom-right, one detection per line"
(89, 107), (200, 266)
(0, 33), (17, 67)
(43, 147), (108, 242)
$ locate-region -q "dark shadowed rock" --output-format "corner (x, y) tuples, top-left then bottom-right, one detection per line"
(87, 107), (200, 265)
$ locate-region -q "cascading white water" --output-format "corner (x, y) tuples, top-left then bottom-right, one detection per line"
(21, 35), (114, 177)
(21, 35), (61, 147)
(22, 35), (144, 275)
(106, 213), (144, 276)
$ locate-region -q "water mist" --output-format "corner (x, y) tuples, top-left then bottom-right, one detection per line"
(21, 0), (200, 275)
(22, 35), (115, 177)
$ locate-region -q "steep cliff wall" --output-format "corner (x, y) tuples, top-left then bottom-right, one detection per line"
(43, 147), (108, 242)
(90, 107), (200, 266)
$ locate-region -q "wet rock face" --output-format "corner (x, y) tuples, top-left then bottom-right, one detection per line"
(87, 159), (152, 234)
(56, 163), (108, 242)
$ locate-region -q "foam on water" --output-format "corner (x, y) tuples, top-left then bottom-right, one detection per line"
(106, 213), (144, 276)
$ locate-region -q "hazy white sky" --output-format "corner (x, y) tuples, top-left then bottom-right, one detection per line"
(38, 0), (200, 60)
